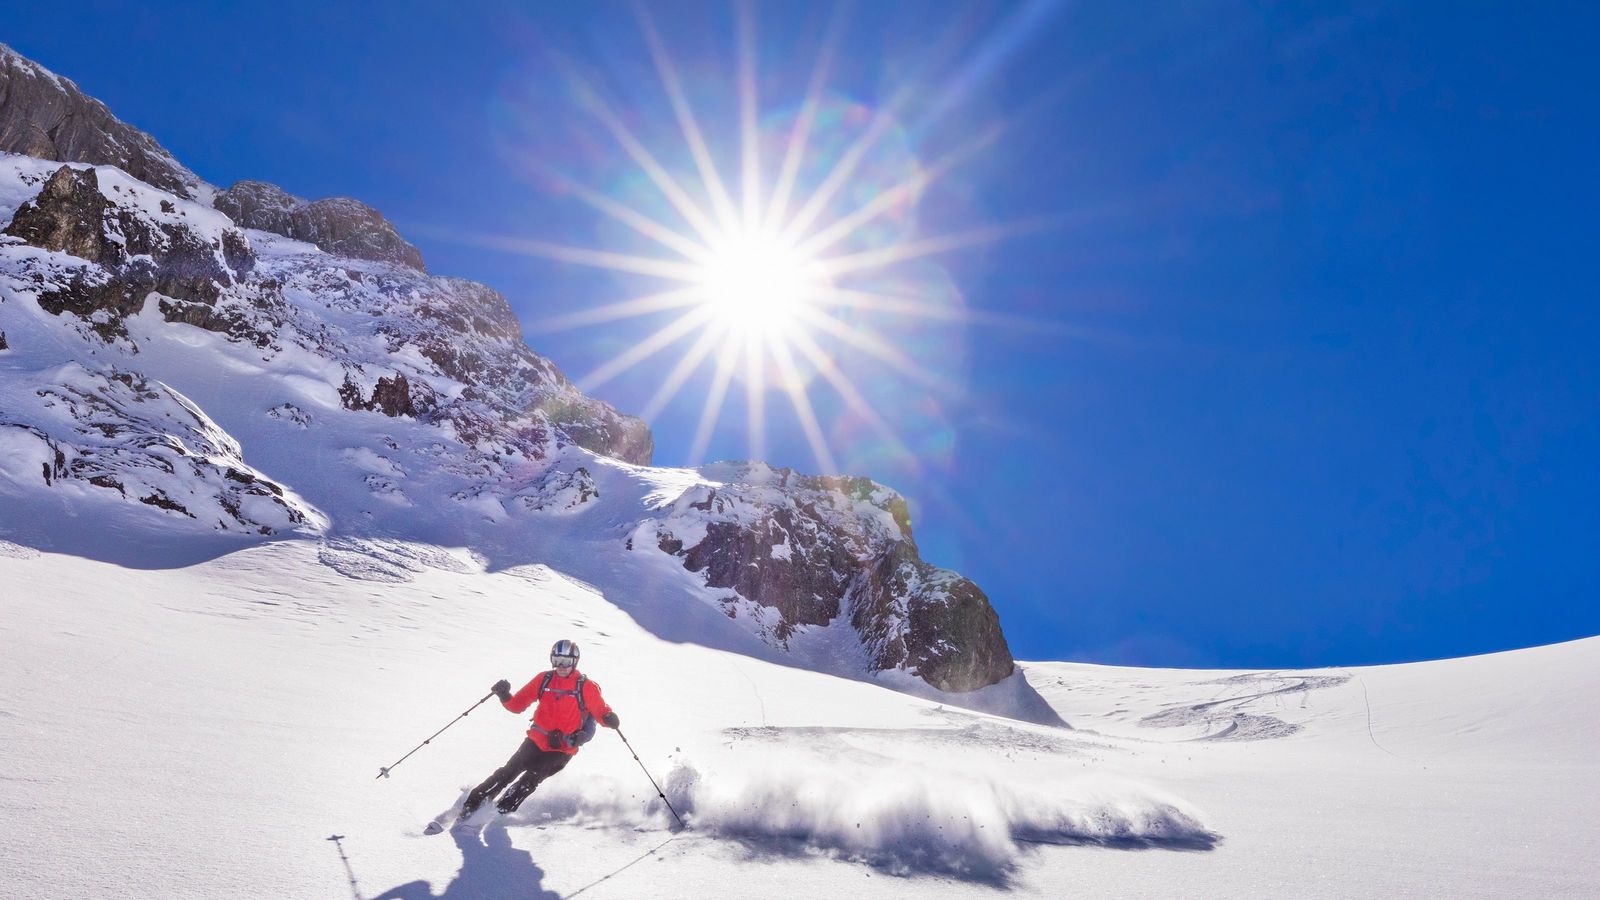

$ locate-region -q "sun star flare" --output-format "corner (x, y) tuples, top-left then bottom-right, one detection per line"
(479, 6), (1057, 472)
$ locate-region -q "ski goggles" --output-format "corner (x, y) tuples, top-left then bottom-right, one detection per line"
(551, 653), (578, 670)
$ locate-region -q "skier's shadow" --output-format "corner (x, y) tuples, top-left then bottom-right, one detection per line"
(371, 824), (558, 900)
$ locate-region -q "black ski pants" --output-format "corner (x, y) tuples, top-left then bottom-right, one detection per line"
(462, 738), (572, 816)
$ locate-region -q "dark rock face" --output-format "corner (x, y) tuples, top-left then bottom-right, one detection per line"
(650, 466), (1015, 692)
(292, 197), (425, 272)
(0, 44), (205, 199)
(214, 181), (425, 272)
(850, 542), (1015, 693)
(680, 506), (856, 639)
(4, 166), (259, 342)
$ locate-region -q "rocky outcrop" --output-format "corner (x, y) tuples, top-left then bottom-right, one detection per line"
(0, 44), (206, 200)
(850, 542), (1015, 692)
(214, 180), (425, 271)
(641, 464), (1015, 692)
(338, 371), (433, 418)
(5, 164), (118, 264)
(208, 180), (299, 234)
(369, 373), (416, 417)
(533, 392), (654, 467)
(3, 164), (263, 342)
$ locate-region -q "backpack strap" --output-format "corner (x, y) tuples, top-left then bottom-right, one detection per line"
(574, 674), (590, 717)
(572, 675), (596, 746)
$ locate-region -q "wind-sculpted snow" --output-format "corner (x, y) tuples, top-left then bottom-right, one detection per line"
(513, 753), (1215, 880)
(0, 537), (40, 558)
(0, 361), (318, 534)
(317, 537), (479, 583)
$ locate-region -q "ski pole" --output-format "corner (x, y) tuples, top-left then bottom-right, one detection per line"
(376, 690), (495, 780)
(616, 728), (685, 829)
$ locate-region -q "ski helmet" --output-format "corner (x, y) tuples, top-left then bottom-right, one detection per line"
(550, 639), (580, 672)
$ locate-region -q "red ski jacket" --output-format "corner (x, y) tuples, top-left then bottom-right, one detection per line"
(502, 669), (613, 755)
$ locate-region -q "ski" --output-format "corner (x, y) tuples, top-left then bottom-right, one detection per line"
(424, 808), (486, 836)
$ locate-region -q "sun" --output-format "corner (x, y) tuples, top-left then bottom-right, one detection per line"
(485, 5), (1048, 472)
(694, 230), (825, 341)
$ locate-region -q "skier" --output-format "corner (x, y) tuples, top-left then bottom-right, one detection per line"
(449, 639), (620, 828)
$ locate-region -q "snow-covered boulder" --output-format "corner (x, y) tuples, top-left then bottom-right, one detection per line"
(516, 465), (600, 513)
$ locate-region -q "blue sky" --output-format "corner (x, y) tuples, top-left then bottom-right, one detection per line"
(7, 1), (1597, 666)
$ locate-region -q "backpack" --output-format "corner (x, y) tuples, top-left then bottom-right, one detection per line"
(535, 671), (598, 747)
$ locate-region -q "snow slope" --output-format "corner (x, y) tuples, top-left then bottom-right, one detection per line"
(2, 542), (1595, 898)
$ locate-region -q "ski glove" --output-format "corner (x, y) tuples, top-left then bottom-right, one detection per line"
(546, 730), (569, 749)
(492, 679), (512, 701)
(601, 712), (620, 729)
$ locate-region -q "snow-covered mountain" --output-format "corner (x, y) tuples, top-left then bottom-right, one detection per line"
(0, 44), (1016, 700)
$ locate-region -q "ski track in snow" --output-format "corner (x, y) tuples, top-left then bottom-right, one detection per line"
(1137, 673), (1351, 741)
